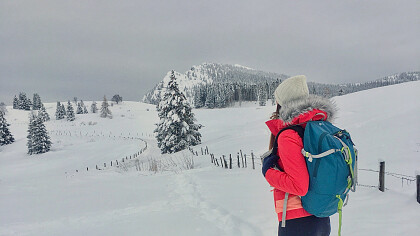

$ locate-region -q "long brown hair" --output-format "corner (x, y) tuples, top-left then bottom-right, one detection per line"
(268, 104), (281, 150)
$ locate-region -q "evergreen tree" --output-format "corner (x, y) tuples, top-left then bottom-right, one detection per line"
(76, 101), (83, 114)
(13, 96), (19, 109)
(38, 103), (50, 122)
(27, 112), (51, 155)
(27, 98), (33, 110)
(61, 104), (66, 117)
(111, 94), (123, 104)
(100, 96), (112, 118)
(0, 110), (14, 146)
(83, 105), (88, 114)
(66, 101), (75, 121)
(205, 86), (216, 108)
(27, 113), (35, 154)
(91, 101), (98, 113)
(32, 93), (42, 110)
(258, 84), (267, 106)
(18, 92), (31, 110)
(55, 102), (65, 120)
(154, 71), (201, 154)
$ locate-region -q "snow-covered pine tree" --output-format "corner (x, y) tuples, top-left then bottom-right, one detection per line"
(61, 104), (66, 117)
(27, 112), (36, 154)
(91, 101), (98, 113)
(258, 84), (267, 106)
(100, 96), (112, 118)
(76, 101), (83, 114)
(66, 101), (75, 121)
(154, 70), (201, 154)
(205, 86), (215, 108)
(27, 98), (32, 110)
(13, 95), (19, 109)
(32, 93), (42, 110)
(18, 92), (31, 110)
(38, 103), (50, 122)
(111, 94), (122, 104)
(27, 112), (51, 155)
(80, 100), (88, 114)
(0, 110), (15, 146)
(55, 102), (65, 120)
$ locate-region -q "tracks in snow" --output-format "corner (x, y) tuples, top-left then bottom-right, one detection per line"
(170, 172), (263, 236)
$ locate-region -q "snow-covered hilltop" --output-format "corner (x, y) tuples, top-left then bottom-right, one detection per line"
(142, 63), (288, 104)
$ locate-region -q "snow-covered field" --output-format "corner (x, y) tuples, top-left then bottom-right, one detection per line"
(1, 81), (419, 236)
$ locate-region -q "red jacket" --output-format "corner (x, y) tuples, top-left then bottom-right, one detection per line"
(265, 109), (328, 222)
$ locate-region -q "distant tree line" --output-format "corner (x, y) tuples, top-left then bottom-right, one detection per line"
(191, 72), (419, 108)
(192, 79), (281, 108)
(144, 70), (419, 109)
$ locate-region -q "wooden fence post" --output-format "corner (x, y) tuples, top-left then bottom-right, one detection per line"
(251, 152), (255, 169)
(220, 157), (223, 168)
(237, 153), (240, 168)
(417, 175), (420, 204)
(379, 161), (385, 192)
(201, 147), (203, 155)
(244, 154), (247, 168)
(223, 155), (228, 169)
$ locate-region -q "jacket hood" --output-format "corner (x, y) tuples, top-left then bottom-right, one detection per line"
(278, 94), (337, 124)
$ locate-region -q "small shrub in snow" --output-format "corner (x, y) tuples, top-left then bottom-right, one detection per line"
(88, 121), (97, 126)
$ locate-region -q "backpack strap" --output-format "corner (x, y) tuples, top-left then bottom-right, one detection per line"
(274, 125), (304, 228)
(273, 125), (305, 155)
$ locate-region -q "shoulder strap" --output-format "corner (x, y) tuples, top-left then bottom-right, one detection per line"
(272, 125), (305, 153)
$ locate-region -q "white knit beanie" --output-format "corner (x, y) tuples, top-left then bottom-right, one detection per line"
(274, 75), (309, 106)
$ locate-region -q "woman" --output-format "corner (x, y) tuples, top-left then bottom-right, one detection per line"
(262, 75), (336, 236)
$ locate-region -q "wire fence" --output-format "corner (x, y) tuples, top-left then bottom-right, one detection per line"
(189, 145), (420, 204)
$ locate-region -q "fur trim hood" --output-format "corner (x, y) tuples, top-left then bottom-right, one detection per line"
(278, 94), (337, 124)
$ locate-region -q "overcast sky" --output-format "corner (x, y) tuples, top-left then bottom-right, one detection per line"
(1, 0), (419, 104)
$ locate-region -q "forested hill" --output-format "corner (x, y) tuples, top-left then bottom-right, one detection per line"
(142, 63), (419, 108)
(142, 63), (288, 105)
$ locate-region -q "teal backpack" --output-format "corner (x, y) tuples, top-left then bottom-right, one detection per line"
(278, 120), (357, 236)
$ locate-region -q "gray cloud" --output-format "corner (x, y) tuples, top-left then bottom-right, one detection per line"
(1, 0), (419, 104)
